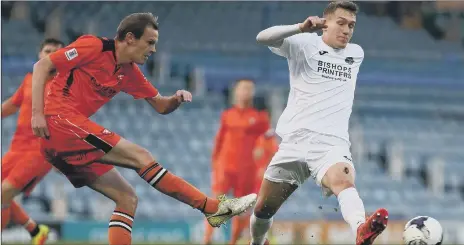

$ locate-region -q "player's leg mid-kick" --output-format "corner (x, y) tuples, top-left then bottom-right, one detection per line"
(321, 162), (388, 245)
(98, 137), (257, 228)
(250, 1), (388, 245)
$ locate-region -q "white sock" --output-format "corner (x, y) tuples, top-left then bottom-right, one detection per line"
(250, 213), (273, 245)
(337, 187), (366, 235)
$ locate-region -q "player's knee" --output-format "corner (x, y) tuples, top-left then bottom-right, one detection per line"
(253, 207), (274, 220)
(324, 163), (355, 195)
(113, 187), (138, 211)
(327, 172), (355, 195)
(1, 181), (19, 203)
(331, 177), (354, 193)
(133, 147), (156, 169)
(254, 200), (277, 219)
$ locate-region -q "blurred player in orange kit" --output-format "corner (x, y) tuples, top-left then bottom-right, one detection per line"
(30, 13), (256, 245)
(1, 38), (64, 245)
(204, 79), (271, 245)
(253, 128), (279, 194)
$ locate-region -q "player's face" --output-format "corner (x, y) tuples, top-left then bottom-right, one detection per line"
(38, 44), (62, 60)
(323, 8), (356, 49)
(234, 81), (255, 103)
(129, 26), (158, 65)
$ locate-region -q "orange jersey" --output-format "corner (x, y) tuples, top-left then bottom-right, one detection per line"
(8, 73), (52, 152)
(46, 35), (158, 117)
(212, 107), (270, 172)
(253, 133), (279, 173)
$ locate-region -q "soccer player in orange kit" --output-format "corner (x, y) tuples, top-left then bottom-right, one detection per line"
(253, 129), (279, 194)
(30, 13), (256, 245)
(204, 79), (271, 245)
(1, 38), (64, 245)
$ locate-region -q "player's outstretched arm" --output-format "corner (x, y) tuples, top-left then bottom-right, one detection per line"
(145, 90), (192, 115)
(256, 16), (327, 48)
(1, 98), (19, 118)
(31, 56), (54, 138)
(256, 24), (302, 48)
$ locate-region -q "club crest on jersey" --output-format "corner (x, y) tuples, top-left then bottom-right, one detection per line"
(117, 74), (125, 84)
(102, 129), (113, 135)
(345, 57), (354, 65)
(249, 117), (256, 125)
(65, 48), (78, 61)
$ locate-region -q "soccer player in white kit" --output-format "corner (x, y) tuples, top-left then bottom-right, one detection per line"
(250, 2), (388, 245)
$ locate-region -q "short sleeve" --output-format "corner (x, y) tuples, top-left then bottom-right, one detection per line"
(269, 33), (316, 59)
(355, 44), (365, 62)
(49, 35), (103, 72)
(122, 64), (159, 99)
(10, 74), (30, 106)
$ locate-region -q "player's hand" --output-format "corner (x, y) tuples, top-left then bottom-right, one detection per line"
(175, 90), (192, 103)
(299, 16), (327, 33)
(31, 113), (50, 139)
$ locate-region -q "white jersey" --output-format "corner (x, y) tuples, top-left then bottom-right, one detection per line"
(269, 33), (364, 143)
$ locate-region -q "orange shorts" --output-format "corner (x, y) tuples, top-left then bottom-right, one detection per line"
(212, 167), (256, 197)
(41, 114), (120, 188)
(1, 151), (51, 196)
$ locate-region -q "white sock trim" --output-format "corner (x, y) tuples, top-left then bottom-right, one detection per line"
(250, 213), (273, 245)
(22, 219), (33, 228)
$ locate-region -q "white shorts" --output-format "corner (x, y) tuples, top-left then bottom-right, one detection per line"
(264, 129), (355, 196)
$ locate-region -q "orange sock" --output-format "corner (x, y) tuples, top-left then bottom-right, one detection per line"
(138, 162), (219, 214)
(1, 204), (11, 230)
(203, 219), (215, 244)
(108, 208), (134, 245)
(10, 201), (39, 236)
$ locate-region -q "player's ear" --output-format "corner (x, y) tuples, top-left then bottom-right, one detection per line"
(126, 32), (135, 44)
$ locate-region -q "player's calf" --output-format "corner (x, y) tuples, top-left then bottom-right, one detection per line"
(251, 179), (297, 245)
(100, 139), (218, 211)
(1, 181), (21, 230)
(137, 162), (220, 213)
(253, 180), (297, 219)
(88, 169), (138, 245)
(322, 162), (367, 236)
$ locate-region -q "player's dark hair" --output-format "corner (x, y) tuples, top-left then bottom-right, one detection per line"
(116, 12), (159, 41)
(323, 1), (359, 16)
(40, 38), (65, 51)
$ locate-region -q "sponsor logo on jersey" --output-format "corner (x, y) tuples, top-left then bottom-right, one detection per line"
(90, 77), (118, 98)
(65, 48), (78, 61)
(345, 57), (354, 65)
(317, 60), (352, 81)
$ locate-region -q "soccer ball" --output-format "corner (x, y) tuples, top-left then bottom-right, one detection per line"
(403, 216), (443, 245)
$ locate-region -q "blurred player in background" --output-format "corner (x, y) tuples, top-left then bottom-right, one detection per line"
(253, 128), (278, 195)
(30, 13), (256, 245)
(1, 38), (64, 245)
(250, 2), (388, 245)
(204, 79), (270, 245)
